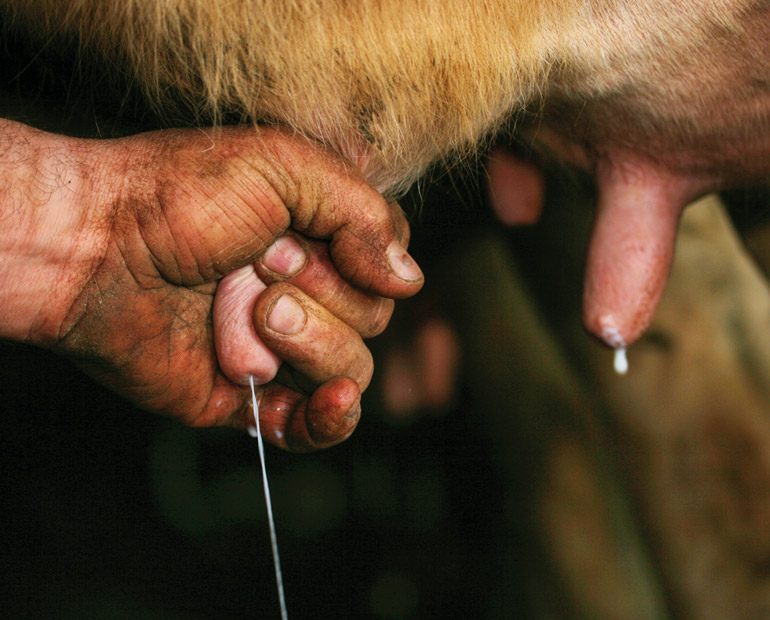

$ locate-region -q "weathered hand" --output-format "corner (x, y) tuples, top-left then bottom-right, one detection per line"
(0, 120), (423, 450)
(213, 219), (411, 450)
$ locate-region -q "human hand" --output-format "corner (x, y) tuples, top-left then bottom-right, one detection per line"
(0, 120), (423, 450)
(213, 219), (411, 449)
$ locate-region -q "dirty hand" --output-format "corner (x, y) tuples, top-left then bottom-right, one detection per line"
(0, 120), (422, 450)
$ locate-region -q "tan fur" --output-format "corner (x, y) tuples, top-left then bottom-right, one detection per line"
(1, 0), (762, 192)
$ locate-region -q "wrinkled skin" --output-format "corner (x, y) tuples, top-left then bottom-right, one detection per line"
(0, 121), (422, 450)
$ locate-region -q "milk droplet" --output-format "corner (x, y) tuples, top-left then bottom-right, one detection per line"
(248, 376), (288, 620)
(614, 347), (628, 375)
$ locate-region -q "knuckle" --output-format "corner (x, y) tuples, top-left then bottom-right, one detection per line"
(258, 129), (317, 229)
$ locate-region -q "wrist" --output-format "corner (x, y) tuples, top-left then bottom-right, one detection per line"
(0, 119), (112, 346)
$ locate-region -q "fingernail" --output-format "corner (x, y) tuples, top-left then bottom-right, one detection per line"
(262, 236), (307, 277)
(387, 240), (423, 282)
(267, 294), (307, 335)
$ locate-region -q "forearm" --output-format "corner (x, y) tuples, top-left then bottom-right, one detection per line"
(0, 118), (106, 345)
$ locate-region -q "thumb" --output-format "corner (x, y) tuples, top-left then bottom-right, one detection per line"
(257, 128), (424, 297)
